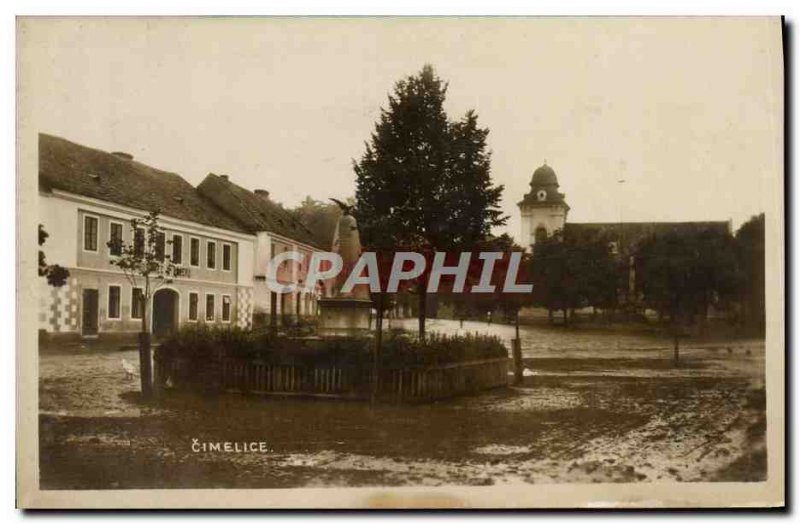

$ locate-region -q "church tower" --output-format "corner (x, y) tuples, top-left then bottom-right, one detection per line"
(518, 163), (570, 252)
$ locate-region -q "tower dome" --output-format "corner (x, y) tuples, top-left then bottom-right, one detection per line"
(518, 162), (569, 253)
(531, 163), (559, 187)
(519, 162), (568, 207)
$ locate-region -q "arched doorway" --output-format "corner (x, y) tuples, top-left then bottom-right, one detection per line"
(152, 288), (179, 338)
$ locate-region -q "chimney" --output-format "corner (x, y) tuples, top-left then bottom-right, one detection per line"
(254, 189), (270, 201)
(111, 151), (133, 160)
(219, 174), (229, 181)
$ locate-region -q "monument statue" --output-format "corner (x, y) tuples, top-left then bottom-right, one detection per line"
(316, 199), (373, 335)
(329, 199), (369, 299)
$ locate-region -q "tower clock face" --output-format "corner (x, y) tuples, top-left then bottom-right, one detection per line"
(537, 189), (547, 201)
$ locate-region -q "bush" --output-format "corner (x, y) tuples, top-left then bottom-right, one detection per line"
(156, 326), (508, 388)
(156, 325), (372, 365)
(380, 332), (507, 368)
(156, 324), (235, 362)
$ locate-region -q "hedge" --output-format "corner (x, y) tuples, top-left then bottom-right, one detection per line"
(156, 326), (507, 370)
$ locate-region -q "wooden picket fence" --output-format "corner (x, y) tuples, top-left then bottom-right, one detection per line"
(222, 361), (351, 396)
(159, 357), (509, 402)
(374, 358), (509, 401)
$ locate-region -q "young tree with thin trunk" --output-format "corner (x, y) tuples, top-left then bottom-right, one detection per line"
(108, 210), (178, 398)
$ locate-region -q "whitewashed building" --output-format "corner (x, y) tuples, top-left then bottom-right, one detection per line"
(196, 173), (325, 322)
(38, 134), (323, 342)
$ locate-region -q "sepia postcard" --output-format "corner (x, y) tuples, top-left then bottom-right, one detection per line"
(16, 16), (785, 509)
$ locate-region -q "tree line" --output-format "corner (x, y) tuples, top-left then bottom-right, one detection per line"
(526, 215), (765, 334)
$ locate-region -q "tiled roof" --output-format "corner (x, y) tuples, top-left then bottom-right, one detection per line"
(518, 189), (569, 208)
(566, 221), (731, 247)
(39, 133), (249, 234)
(197, 173), (324, 249)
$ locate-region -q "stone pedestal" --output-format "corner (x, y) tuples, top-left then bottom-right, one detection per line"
(317, 297), (373, 336)
(317, 202), (374, 336)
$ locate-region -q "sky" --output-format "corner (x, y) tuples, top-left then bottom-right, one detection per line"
(18, 17), (783, 243)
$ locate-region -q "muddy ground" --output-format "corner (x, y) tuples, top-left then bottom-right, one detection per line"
(38, 319), (767, 489)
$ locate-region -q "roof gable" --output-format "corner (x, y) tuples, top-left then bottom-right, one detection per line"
(39, 134), (248, 234)
(197, 174), (324, 249)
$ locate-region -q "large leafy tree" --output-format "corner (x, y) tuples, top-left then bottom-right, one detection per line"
(735, 214), (765, 334)
(529, 231), (582, 324)
(354, 65), (506, 339)
(529, 230), (619, 324)
(567, 228), (624, 318)
(634, 228), (740, 364)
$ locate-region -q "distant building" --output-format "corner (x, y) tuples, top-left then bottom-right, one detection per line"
(518, 162), (731, 253)
(518, 163), (570, 250)
(38, 134), (323, 342)
(197, 173), (324, 322)
(518, 163), (731, 307)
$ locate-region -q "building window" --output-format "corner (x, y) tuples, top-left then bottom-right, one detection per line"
(534, 226), (548, 245)
(134, 227), (145, 257)
(155, 232), (166, 261)
(188, 292), (198, 321)
(207, 241), (217, 269)
(171, 234), (183, 265)
(109, 221), (123, 256)
(222, 295), (231, 322)
(108, 285), (121, 320)
(190, 237), (200, 267)
(205, 294), (215, 321)
(222, 243), (232, 271)
(131, 287), (144, 319)
(83, 215), (98, 252)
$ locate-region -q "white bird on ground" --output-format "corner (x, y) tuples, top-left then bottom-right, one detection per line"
(507, 368), (538, 377)
(121, 358), (138, 380)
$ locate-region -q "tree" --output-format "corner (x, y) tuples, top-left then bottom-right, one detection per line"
(108, 210), (178, 398)
(566, 228), (623, 319)
(464, 235), (531, 384)
(357, 208), (419, 401)
(529, 230), (619, 325)
(735, 214), (765, 334)
(476, 236), (531, 336)
(440, 234), (529, 322)
(529, 231), (581, 324)
(634, 228), (740, 364)
(290, 196), (351, 248)
(354, 64), (506, 339)
(38, 225), (69, 287)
